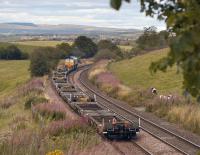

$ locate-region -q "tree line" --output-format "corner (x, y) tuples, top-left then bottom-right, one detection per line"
(0, 45), (28, 60)
(30, 36), (123, 76)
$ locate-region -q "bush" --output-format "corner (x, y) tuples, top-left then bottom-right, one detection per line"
(94, 49), (119, 61)
(96, 40), (123, 60)
(33, 103), (66, 120)
(30, 47), (59, 76)
(56, 42), (72, 59)
(72, 36), (98, 58)
(25, 94), (48, 109)
(136, 26), (169, 51)
(44, 118), (88, 136)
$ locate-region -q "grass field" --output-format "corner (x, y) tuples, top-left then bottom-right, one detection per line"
(109, 48), (183, 94)
(0, 42), (39, 53)
(119, 45), (133, 51)
(14, 40), (73, 47)
(0, 60), (30, 98)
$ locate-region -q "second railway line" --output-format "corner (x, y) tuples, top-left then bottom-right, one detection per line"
(73, 66), (200, 155)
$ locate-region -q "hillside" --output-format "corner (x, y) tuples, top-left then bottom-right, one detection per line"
(0, 23), (141, 36)
(0, 60), (30, 98)
(109, 48), (183, 94)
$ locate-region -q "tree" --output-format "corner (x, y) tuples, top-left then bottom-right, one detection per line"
(30, 47), (59, 76)
(110, 0), (200, 99)
(0, 45), (28, 60)
(0, 45), (26, 60)
(98, 40), (123, 58)
(56, 42), (72, 58)
(95, 49), (119, 61)
(72, 36), (98, 58)
(6, 45), (22, 59)
(136, 26), (169, 50)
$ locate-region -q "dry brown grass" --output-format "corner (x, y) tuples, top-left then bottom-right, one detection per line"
(167, 104), (200, 134)
(88, 60), (108, 81)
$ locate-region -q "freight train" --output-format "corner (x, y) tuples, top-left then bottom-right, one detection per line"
(52, 59), (140, 140)
(65, 56), (78, 71)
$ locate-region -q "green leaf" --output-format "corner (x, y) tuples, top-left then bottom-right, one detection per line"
(110, 0), (122, 10)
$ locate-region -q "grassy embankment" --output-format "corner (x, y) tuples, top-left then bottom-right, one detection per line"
(0, 60), (99, 154)
(89, 48), (200, 135)
(110, 48), (183, 94)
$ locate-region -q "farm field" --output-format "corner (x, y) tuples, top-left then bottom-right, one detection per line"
(119, 45), (133, 51)
(0, 42), (39, 53)
(109, 48), (183, 94)
(0, 60), (30, 98)
(14, 40), (73, 47)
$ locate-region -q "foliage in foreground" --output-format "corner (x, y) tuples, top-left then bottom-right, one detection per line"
(46, 150), (64, 155)
(33, 103), (66, 120)
(111, 0), (200, 100)
(0, 78), (100, 155)
(0, 123), (99, 155)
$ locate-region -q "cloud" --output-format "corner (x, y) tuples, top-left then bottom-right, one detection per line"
(0, 0), (166, 30)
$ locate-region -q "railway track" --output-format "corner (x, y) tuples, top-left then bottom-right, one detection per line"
(68, 68), (153, 155)
(74, 66), (200, 155)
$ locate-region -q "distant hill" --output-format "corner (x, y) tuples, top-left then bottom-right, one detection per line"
(5, 22), (38, 27)
(0, 22), (141, 36)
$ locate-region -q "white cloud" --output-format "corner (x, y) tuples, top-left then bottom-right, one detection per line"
(0, 0), (166, 30)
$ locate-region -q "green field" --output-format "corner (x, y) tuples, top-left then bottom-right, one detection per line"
(0, 60), (30, 98)
(0, 42), (39, 53)
(14, 40), (73, 47)
(119, 45), (133, 51)
(109, 48), (183, 94)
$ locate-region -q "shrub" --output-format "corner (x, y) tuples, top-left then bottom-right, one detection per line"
(94, 49), (119, 61)
(0, 95), (17, 109)
(18, 78), (44, 98)
(9, 116), (28, 131)
(96, 40), (123, 60)
(44, 118), (88, 137)
(25, 94), (48, 109)
(33, 103), (66, 120)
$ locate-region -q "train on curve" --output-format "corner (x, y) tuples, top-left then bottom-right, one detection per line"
(52, 57), (140, 140)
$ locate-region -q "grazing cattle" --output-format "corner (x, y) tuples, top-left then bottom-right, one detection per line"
(150, 87), (157, 95)
(159, 94), (175, 104)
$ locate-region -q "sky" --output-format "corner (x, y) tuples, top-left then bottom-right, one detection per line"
(0, 0), (166, 30)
